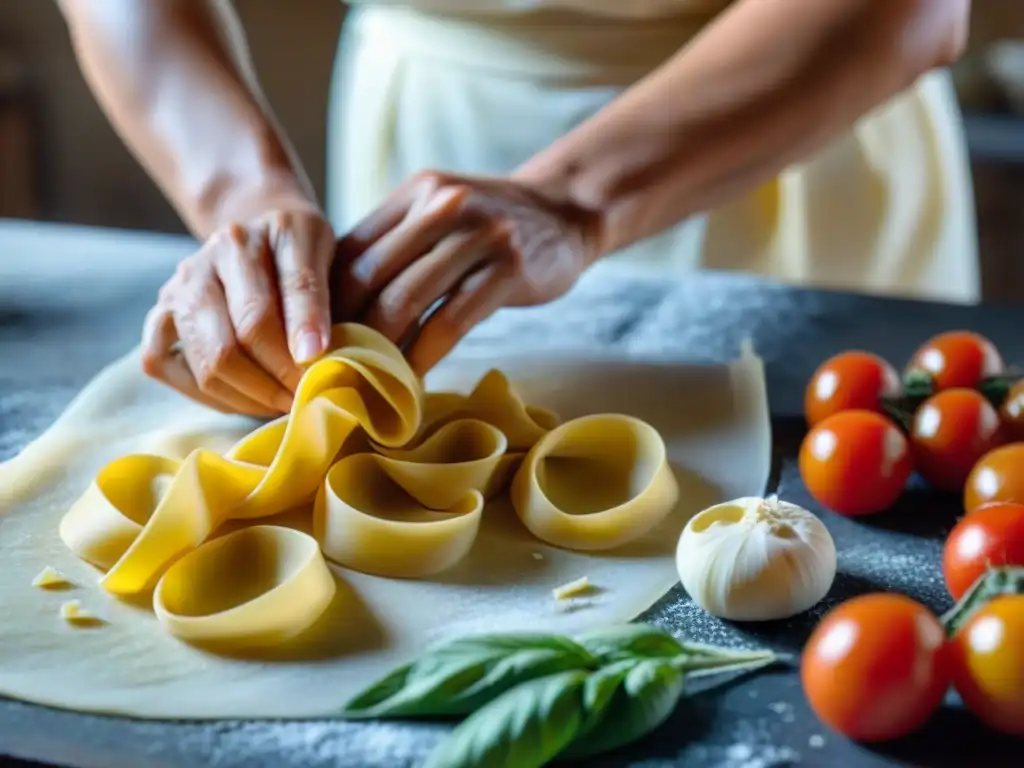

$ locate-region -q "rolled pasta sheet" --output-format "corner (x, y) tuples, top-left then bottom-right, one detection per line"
(153, 526), (336, 650)
(314, 453), (484, 579)
(510, 414), (680, 550)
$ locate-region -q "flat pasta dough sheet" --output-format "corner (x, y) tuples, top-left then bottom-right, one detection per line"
(0, 342), (770, 720)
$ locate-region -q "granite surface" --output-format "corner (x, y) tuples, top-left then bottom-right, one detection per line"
(1, 220), (1022, 768)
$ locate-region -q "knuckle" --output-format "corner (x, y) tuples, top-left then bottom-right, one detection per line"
(485, 220), (513, 250)
(173, 258), (195, 283)
(413, 169), (446, 194)
(273, 210), (293, 232)
(157, 282), (176, 305)
(428, 310), (465, 341)
(225, 223), (249, 248)
(374, 291), (409, 328)
(196, 343), (236, 390)
(234, 298), (274, 346)
(140, 349), (164, 379)
(280, 265), (323, 297)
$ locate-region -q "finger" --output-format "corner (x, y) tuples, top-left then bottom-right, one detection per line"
(141, 305), (274, 417)
(333, 188), (417, 266)
(362, 225), (500, 346)
(273, 213), (334, 364)
(338, 186), (470, 320)
(406, 263), (514, 377)
(173, 272), (295, 414)
(333, 172), (457, 267)
(216, 224), (303, 393)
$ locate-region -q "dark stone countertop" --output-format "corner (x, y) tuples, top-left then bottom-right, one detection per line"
(1, 219), (1021, 768)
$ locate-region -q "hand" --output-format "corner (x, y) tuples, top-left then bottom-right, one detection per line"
(332, 171), (601, 375)
(141, 208), (335, 417)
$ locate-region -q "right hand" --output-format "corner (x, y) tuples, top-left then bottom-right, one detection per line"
(141, 208), (336, 417)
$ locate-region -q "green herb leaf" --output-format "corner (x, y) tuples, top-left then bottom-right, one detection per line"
(424, 670), (589, 768)
(577, 623), (684, 663)
(567, 658), (684, 759)
(342, 633), (594, 719)
(673, 643), (778, 675)
(941, 565), (1024, 636)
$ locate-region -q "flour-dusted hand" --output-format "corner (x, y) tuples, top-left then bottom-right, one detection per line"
(333, 171), (602, 375)
(141, 209), (336, 417)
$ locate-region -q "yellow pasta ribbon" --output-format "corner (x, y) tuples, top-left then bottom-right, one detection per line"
(58, 324), (679, 649)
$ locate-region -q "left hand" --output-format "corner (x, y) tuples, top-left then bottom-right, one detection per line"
(331, 171), (601, 375)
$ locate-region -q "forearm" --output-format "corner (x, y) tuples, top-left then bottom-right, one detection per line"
(516, 0), (970, 258)
(59, 0), (317, 238)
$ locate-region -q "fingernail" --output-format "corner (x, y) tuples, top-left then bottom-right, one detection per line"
(292, 331), (324, 364)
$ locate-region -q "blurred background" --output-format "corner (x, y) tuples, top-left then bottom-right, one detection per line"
(0, 1), (1023, 299)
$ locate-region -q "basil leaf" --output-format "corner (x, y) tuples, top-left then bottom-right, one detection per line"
(567, 658), (684, 759)
(942, 565), (1024, 636)
(574, 659), (639, 741)
(409, 633), (592, 681)
(424, 670), (589, 768)
(343, 633), (594, 719)
(577, 623), (683, 663)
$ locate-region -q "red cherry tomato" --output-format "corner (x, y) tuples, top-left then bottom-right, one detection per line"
(910, 388), (1004, 493)
(802, 593), (950, 742)
(999, 380), (1024, 441)
(943, 502), (1024, 600)
(964, 443), (1024, 513)
(805, 351), (900, 427)
(906, 331), (1003, 391)
(950, 595), (1024, 736)
(799, 410), (912, 516)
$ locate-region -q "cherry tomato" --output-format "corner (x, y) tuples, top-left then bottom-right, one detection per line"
(802, 593), (950, 742)
(964, 443), (1024, 513)
(950, 595), (1024, 736)
(998, 380), (1024, 441)
(799, 410), (912, 516)
(943, 502), (1024, 600)
(804, 351), (900, 427)
(910, 388), (1004, 493)
(906, 331), (1003, 391)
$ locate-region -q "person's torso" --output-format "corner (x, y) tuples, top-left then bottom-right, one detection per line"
(329, 0), (979, 302)
(344, 0), (731, 21)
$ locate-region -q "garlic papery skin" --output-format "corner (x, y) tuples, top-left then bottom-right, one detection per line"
(675, 496), (837, 622)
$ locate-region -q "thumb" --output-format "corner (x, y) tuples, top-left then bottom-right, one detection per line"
(272, 213), (334, 365)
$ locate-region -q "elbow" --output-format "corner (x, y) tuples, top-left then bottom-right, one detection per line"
(881, 0), (970, 83)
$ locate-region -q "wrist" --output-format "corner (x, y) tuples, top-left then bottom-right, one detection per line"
(200, 169), (322, 235)
(512, 156), (611, 266)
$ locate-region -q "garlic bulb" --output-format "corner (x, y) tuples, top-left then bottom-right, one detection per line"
(675, 496), (836, 622)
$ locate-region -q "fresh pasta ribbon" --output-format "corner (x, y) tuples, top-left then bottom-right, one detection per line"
(153, 526), (337, 650)
(510, 414), (680, 550)
(58, 324), (680, 649)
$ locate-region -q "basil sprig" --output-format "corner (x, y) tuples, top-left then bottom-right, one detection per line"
(343, 623), (776, 768)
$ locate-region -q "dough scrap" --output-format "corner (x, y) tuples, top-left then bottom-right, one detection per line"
(0, 333), (771, 719)
(32, 567), (71, 590)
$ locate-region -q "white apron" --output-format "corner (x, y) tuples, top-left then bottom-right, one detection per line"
(326, 1), (979, 304)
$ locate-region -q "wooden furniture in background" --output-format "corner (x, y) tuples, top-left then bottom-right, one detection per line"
(0, 46), (39, 219)
(966, 114), (1024, 302)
